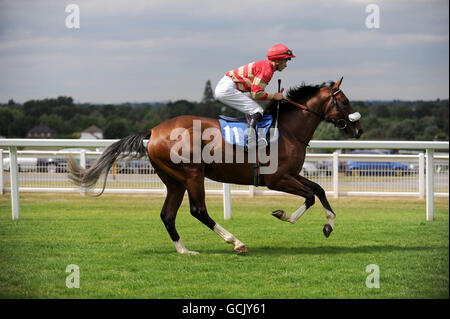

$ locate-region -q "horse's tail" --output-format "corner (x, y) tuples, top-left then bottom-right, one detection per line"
(67, 131), (151, 197)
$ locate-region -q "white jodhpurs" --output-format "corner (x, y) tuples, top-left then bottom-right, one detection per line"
(214, 75), (264, 116)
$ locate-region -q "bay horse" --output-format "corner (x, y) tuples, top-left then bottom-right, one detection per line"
(68, 77), (363, 254)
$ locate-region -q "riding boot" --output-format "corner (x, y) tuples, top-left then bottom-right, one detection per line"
(246, 112), (268, 149)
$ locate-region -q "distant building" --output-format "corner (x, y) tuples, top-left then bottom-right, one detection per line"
(27, 124), (55, 139)
(80, 125), (103, 139)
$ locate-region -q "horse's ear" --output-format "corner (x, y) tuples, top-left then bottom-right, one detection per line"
(334, 77), (343, 89)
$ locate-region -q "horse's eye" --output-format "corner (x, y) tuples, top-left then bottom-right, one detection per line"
(342, 99), (349, 105)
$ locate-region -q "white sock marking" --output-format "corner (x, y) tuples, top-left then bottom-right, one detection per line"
(288, 204), (307, 224)
(173, 239), (199, 255)
(214, 223), (244, 248)
(325, 209), (335, 229)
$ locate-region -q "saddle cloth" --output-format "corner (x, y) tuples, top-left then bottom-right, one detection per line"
(218, 114), (273, 147)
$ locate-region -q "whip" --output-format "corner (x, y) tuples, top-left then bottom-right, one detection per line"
(274, 79), (281, 138)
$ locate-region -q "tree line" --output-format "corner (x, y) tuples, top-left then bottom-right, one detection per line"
(0, 80), (448, 141)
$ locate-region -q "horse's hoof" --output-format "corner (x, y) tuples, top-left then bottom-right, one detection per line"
(323, 224), (333, 238)
(235, 245), (248, 254)
(272, 210), (286, 220)
(178, 250), (199, 255)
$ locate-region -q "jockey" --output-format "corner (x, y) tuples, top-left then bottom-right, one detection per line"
(214, 43), (295, 147)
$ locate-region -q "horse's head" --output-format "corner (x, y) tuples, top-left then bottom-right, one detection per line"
(319, 77), (364, 139)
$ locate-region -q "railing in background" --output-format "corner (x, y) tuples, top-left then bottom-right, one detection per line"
(2, 151), (448, 197)
(1, 139), (449, 221)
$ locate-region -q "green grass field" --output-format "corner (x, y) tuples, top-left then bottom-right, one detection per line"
(0, 193), (448, 299)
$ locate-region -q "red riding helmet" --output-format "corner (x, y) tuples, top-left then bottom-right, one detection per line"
(267, 43), (296, 60)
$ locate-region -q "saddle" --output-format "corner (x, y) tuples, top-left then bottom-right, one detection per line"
(218, 113), (279, 187)
(218, 114), (276, 147)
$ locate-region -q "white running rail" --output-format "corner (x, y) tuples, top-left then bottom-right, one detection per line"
(0, 139), (448, 221)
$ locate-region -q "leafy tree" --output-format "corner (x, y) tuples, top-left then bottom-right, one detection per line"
(143, 108), (162, 129)
(114, 104), (132, 119)
(0, 107), (14, 136)
(312, 122), (347, 140)
(55, 104), (83, 121)
(359, 115), (381, 133)
(415, 102), (436, 118)
(391, 104), (413, 119)
(104, 119), (132, 139)
(56, 96), (74, 107)
(39, 113), (64, 134)
(99, 104), (116, 118)
(418, 126), (441, 140)
(67, 114), (93, 133)
(388, 119), (417, 140)
(372, 104), (391, 118)
(0, 91), (447, 141)
(8, 115), (36, 138)
(352, 101), (370, 118)
(201, 80), (215, 105)
(362, 126), (388, 140)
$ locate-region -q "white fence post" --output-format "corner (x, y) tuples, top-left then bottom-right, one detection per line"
(426, 149), (435, 221)
(333, 152), (339, 199)
(249, 185), (254, 198)
(419, 153), (425, 200)
(9, 146), (20, 220)
(80, 150), (86, 169)
(223, 183), (232, 220)
(0, 151), (3, 195)
(80, 150), (86, 196)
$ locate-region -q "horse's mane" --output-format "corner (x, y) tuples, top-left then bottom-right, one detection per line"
(266, 81), (335, 115)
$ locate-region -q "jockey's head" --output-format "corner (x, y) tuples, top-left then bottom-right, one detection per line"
(267, 43), (295, 72)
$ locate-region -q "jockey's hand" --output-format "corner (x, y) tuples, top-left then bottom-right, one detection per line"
(273, 88), (284, 100)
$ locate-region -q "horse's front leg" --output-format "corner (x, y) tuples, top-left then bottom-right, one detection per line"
(296, 175), (335, 238)
(267, 174), (315, 224)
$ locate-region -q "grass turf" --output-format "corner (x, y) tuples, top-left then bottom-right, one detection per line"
(0, 193), (448, 298)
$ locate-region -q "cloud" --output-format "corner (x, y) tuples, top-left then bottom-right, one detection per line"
(0, 0), (448, 102)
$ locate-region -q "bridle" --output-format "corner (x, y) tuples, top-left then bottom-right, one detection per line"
(283, 86), (361, 130)
(324, 87), (355, 129)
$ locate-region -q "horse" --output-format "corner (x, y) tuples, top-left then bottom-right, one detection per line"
(68, 77), (363, 255)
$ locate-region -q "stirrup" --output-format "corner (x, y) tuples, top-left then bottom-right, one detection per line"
(245, 136), (257, 151)
(258, 137), (268, 148)
(245, 135), (268, 150)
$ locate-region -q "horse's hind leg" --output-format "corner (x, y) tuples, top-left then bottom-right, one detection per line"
(159, 179), (199, 254)
(186, 178), (247, 254)
(296, 175), (335, 238)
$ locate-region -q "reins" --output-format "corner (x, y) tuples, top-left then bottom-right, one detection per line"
(265, 85), (360, 149)
(282, 99), (327, 121)
(282, 88), (352, 130)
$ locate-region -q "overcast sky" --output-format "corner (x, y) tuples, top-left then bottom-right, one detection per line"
(0, 0), (448, 104)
